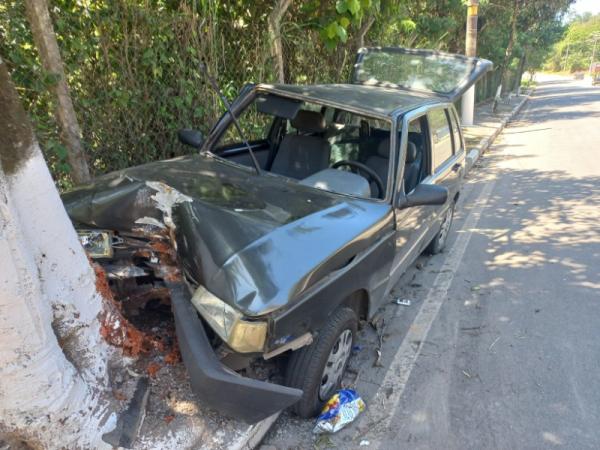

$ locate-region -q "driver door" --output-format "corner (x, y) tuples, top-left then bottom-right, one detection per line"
(388, 111), (434, 286)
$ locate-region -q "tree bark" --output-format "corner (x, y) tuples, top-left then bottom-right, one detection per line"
(357, 15), (376, 49)
(514, 50), (527, 93)
(499, 0), (520, 95)
(0, 57), (112, 449)
(24, 0), (91, 184)
(268, 0), (293, 83)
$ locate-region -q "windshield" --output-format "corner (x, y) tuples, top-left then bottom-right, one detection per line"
(352, 47), (492, 100)
(210, 93), (394, 201)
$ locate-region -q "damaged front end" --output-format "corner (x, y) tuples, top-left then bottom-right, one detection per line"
(73, 182), (302, 423)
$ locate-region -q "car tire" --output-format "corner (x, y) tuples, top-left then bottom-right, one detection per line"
(427, 202), (455, 254)
(285, 307), (357, 418)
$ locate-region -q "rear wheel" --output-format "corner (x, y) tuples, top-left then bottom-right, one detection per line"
(285, 307), (357, 418)
(427, 203), (455, 254)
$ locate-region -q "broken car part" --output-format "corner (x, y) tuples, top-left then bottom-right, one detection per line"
(263, 332), (313, 360)
(191, 285), (268, 354)
(169, 280), (302, 423)
(78, 229), (114, 258)
(393, 298), (412, 306)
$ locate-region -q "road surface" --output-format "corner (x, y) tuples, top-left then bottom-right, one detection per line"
(263, 77), (600, 449)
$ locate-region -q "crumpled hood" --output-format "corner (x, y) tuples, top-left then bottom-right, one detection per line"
(63, 154), (392, 316)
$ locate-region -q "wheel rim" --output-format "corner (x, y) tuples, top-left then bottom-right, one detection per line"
(319, 329), (353, 400)
(438, 207), (454, 248)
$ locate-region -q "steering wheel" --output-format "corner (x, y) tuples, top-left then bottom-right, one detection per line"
(331, 160), (384, 198)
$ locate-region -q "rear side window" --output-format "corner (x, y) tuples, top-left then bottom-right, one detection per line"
(448, 109), (463, 153)
(428, 108), (453, 171)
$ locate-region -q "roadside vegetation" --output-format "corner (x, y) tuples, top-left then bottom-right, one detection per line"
(0, 0), (573, 189)
(545, 12), (600, 73)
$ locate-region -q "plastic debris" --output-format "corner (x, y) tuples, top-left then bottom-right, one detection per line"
(360, 440), (370, 446)
(313, 389), (365, 434)
(393, 298), (412, 306)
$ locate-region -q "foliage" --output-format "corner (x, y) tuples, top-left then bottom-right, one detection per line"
(545, 13), (600, 72)
(0, 0), (573, 188)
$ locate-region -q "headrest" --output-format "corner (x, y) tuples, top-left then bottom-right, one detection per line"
(406, 142), (418, 163)
(291, 110), (327, 133)
(377, 139), (391, 158)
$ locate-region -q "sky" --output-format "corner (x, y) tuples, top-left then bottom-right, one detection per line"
(570, 0), (600, 15)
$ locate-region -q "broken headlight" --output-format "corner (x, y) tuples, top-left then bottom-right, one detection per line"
(191, 285), (267, 354)
(77, 230), (114, 258)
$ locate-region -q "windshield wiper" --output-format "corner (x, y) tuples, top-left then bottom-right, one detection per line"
(199, 62), (261, 175)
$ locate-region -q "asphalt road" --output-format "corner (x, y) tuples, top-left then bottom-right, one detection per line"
(263, 77), (600, 449)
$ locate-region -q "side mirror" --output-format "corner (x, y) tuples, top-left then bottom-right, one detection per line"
(178, 129), (204, 149)
(401, 184), (448, 208)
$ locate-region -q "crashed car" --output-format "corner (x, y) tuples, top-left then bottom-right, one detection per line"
(63, 47), (492, 423)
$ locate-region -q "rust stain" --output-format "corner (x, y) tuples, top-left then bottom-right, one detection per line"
(96, 264), (149, 357)
(93, 232), (183, 360)
(146, 362), (161, 378)
(164, 342), (181, 365)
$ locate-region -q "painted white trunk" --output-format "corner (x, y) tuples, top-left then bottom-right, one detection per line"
(0, 148), (114, 448)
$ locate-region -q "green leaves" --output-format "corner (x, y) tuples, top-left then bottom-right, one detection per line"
(322, 0), (375, 50)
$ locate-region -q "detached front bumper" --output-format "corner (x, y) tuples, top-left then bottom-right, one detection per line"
(167, 281), (303, 424)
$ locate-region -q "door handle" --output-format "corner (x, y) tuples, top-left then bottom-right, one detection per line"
(452, 163), (462, 172)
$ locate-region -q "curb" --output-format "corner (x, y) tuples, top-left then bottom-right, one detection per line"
(231, 413), (280, 450)
(465, 93), (530, 173)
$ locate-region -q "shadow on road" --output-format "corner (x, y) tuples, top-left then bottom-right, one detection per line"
(469, 149), (600, 294)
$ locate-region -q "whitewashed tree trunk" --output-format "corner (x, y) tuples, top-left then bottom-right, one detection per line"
(0, 57), (113, 449)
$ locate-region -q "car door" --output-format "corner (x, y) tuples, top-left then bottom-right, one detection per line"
(388, 109), (435, 287)
(428, 106), (461, 195)
(422, 105), (465, 246)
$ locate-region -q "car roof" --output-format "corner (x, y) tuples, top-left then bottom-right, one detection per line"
(257, 83), (439, 119)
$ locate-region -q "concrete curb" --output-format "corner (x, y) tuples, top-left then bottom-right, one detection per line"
(465, 94), (530, 173)
(231, 413), (280, 450)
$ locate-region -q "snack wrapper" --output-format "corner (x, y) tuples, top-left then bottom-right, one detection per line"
(313, 389), (365, 434)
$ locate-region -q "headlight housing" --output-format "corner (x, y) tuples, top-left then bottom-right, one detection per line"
(191, 285), (267, 354)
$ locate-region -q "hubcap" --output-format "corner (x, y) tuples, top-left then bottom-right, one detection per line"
(319, 329), (353, 400)
(438, 207), (454, 247)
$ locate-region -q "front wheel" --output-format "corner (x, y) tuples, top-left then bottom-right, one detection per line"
(427, 203), (455, 254)
(285, 307), (357, 418)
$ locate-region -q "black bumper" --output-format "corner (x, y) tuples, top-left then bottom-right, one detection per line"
(167, 282), (303, 424)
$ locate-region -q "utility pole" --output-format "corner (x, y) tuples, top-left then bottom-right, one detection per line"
(461, 0), (479, 126)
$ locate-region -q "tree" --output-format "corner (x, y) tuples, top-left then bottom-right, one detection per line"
(24, 0), (91, 184)
(546, 13), (600, 72)
(268, 0), (293, 83)
(0, 56), (112, 448)
(499, 0), (520, 95)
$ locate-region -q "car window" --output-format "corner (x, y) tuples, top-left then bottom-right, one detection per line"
(211, 93), (392, 200)
(328, 112), (390, 164)
(402, 115), (429, 193)
(448, 109), (463, 153)
(428, 108), (453, 171)
(217, 103), (274, 148)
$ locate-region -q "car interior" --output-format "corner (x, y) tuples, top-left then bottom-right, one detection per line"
(213, 93), (428, 200)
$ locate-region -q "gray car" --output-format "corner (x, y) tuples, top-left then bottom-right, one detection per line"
(63, 47), (492, 423)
